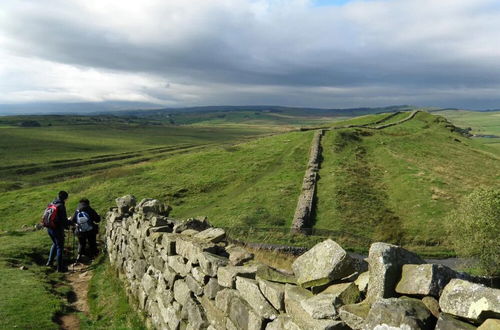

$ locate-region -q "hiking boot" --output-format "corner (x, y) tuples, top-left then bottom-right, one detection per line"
(57, 266), (68, 273)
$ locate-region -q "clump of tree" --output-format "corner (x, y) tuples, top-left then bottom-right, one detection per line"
(19, 120), (41, 127)
(448, 187), (500, 276)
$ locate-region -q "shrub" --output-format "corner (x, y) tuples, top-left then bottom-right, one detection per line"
(448, 187), (500, 276)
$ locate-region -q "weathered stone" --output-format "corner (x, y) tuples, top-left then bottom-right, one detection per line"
(198, 252), (229, 277)
(161, 233), (177, 256)
(435, 313), (477, 330)
(235, 277), (278, 319)
(136, 198), (171, 216)
(186, 274), (204, 296)
(173, 279), (191, 305)
(162, 265), (179, 288)
(176, 235), (217, 264)
(141, 268), (158, 296)
(422, 296), (440, 318)
(339, 303), (371, 330)
(258, 278), (285, 311)
(227, 292), (265, 330)
(226, 245), (254, 266)
(396, 263), (458, 297)
(150, 215), (171, 227)
(354, 271), (369, 294)
(478, 319), (500, 330)
(284, 284), (348, 329)
(192, 266), (209, 284)
(165, 301), (182, 330)
(204, 277), (222, 299)
(167, 255), (192, 276)
(266, 315), (301, 330)
(183, 296), (208, 330)
(173, 216), (211, 233)
(215, 289), (239, 314)
(363, 297), (435, 330)
(147, 225), (172, 235)
(218, 265), (258, 288)
(321, 282), (361, 306)
(133, 259), (148, 280)
(200, 295), (227, 330)
(300, 293), (338, 319)
(116, 194), (136, 214)
(181, 229), (200, 236)
(439, 279), (500, 322)
(292, 239), (355, 288)
(194, 227), (226, 243)
(366, 242), (424, 302)
(256, 265), (296, 284)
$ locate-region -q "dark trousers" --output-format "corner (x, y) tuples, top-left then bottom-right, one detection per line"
(77, 230), (97, 258)
(47, 228), (64, 269)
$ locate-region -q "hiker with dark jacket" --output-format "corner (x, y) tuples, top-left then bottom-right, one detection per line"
(70, 198), (101, 261)
(44, 190), (71, 272)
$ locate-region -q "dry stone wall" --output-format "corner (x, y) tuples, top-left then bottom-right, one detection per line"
(291, 129), (324, 233)
(106, 195), (500, 330)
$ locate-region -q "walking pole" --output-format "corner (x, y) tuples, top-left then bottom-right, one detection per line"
(72, 227), (76, 270)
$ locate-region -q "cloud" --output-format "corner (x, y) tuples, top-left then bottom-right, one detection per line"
(1, 0), (500, 109)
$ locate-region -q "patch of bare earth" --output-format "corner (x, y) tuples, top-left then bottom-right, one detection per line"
(59, 263), (92, 330)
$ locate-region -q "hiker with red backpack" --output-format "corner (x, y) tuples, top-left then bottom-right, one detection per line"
(70, 198), (101, 262)
(42, 190), (71, 272)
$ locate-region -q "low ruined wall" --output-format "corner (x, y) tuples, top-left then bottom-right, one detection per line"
(106, 195), (500, 330)
(291, 130), (324, 233)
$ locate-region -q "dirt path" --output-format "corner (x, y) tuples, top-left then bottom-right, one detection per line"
(58, 263), (92, 330)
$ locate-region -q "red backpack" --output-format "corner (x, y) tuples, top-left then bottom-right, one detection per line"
(41, 204), (58, 229)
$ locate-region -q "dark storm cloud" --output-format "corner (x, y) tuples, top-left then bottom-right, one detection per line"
(1, 0), (500, 108)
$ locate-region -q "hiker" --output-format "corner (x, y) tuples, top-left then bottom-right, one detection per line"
(43, 190), (71, 272)
(70, 198), (101, 262)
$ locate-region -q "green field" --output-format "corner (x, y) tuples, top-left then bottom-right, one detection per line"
(0, 108), (499, 328)
(434, 109), (500, 151)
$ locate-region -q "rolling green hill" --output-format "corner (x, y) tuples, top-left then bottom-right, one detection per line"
(0, 109), (499, 328)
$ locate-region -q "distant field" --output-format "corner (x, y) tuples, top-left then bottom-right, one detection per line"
(434, 109), (500, 151)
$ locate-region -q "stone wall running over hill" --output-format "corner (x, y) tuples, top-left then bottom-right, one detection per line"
(106, 195), (500, 330)
(291, 129), (324, 233)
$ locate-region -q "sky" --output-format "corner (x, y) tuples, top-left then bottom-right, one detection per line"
(1, 0), (500, 112)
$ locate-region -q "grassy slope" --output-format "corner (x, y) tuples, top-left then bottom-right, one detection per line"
(0, 129), (309, 328)
(315, 112), (500, 256)
(434, 110), (500, 151)
(1, 110), (499, 327)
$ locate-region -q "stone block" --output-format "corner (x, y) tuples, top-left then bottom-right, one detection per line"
(478, 319), (500, 330)
(167, 255), (192, 276)
(435, 313), (477, 330)
(173, 279), (191, 306)
(194, 227), (226, 243)
(258, 278), (285, 311)
(218, 265), (258, 288)
(284, 284), (347, 329)
(292, 239), (355, 288)
(198, 252), (229, 277)
(204, 277), (223, 299)
(439, 279), (500, 322)
(186, 274), (204, 296)
(364, 297), (435, 330)
(226, 245), (254, 266)
(396, 263), (458, 297)
(366, 242), (424, 302)
(339, 302), (371, 330)
(192, 266), (209, 284)
(235, 277), (278, 319)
